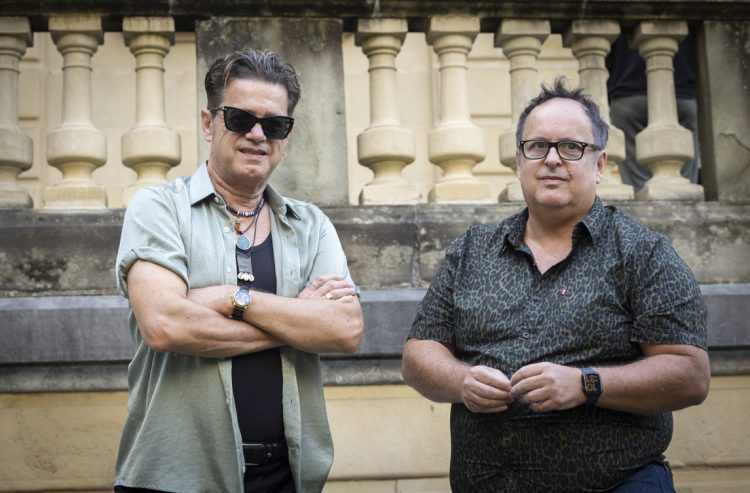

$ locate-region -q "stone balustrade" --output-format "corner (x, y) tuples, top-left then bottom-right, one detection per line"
(0, 13), (747, 209)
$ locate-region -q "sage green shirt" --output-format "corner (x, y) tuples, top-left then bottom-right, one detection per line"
(114, 164), (354, 492)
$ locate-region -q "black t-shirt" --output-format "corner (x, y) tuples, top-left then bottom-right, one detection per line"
(232, 233), (284, 442)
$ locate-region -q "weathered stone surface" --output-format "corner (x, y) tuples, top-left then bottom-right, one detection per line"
(2, 202), (749, 295)
(0, 285), (748, 391)
(0, 210), (123, 295)
(696, 21), (750, 203)
(325, 206), (418, 288)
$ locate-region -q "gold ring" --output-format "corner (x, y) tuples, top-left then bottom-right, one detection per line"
(325, 293), (333, 300)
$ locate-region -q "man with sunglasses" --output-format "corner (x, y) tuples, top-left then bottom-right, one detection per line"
(114, 49), (363, 493)
(402, 78), (709, 493)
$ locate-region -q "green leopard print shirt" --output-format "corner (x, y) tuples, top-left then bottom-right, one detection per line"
(409, 197), (707, 493)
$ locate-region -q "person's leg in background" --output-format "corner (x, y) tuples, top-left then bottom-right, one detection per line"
(610, 94), (651, 192)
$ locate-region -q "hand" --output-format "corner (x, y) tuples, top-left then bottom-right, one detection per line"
(510, 362), (584, 413)
(460, 365), (513, 413)
(298, 274), (356, 303)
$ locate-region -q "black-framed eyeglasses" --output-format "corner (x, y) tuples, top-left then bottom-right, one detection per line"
(209, 106), (294, 140)
(519, 140), (602, 161)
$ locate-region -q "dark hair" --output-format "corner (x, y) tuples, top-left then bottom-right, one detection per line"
(204, 49), (301, 116)
(516, 76), (608, 149)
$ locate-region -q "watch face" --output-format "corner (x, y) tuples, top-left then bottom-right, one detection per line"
(584, 374), (601, 394)
(235, 290), (251, 307)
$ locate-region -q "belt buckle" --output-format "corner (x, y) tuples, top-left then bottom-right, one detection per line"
(243, 442), (267, 466)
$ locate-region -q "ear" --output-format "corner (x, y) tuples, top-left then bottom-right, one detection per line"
(595, 150), (607, 184)
(200, 109), (214, 143)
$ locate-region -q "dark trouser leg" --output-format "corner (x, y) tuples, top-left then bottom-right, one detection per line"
(611, 95), (701, 192)
(611, 95), (650, 192)
(609, 461), (675, 493)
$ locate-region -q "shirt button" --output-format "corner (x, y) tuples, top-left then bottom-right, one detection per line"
(242, 466), (246, 473)
(214, 197), (220, 204)
(226, 398), (231, 406)
(224, 226), (230, 233)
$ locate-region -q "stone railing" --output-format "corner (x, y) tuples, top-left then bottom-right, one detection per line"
(1, 1), (748, 209)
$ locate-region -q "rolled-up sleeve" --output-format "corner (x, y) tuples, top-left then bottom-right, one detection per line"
(116, 187), (190, 298)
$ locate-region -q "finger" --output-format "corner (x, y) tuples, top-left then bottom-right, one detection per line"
(472, 366), (511, 391)
(311, 274), (345, 289)
(465, 378), (512, 403)
(510, 363), (544, 386)
(324, 287), (357, 300)
(516, 387), (546, 406)
(464, 391), (512, 413)
(509, 373), (545, 401)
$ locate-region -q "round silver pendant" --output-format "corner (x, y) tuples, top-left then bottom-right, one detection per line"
(236, 235), (251, 250)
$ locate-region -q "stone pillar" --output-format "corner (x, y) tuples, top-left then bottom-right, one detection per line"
(564, 20), (633, 201)
(121, 17), (181, 206)
(0, 17), (33, 208)
(43, 15), (107, 210)
(355, 18), (419, 205)
(632, 21), (704, 201)
(196, 18), (349, 205)
(495, 20), (550, 202)
(425, 16), (492, 204)
(695, 21), (750, 202)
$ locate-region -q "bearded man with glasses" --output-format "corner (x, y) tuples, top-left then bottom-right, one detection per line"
(114, 49), (363, 493)
(402, 77), (709, 493)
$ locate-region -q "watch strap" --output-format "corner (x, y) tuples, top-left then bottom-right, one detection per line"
(231, 304), (245, 320)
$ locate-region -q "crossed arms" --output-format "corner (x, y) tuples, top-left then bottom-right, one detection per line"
(127, 259), (364, 358)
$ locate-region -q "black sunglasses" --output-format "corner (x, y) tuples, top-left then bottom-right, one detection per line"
(210, 106), (294, 140)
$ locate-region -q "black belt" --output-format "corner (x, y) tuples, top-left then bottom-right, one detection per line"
(242, 439), (288, 466)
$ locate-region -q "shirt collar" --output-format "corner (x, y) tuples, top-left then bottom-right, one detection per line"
(498, 196), (607, 255)
(578, 196), (607, 244)
(189, 163), (301, 221)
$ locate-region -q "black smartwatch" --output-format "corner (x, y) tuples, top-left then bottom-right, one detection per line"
(231, 286), (251, 320)
(581, 367), (602, 406)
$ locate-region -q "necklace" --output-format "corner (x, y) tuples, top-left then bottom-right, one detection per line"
(225, 197), (265, 248)
(226, 197), (265, 219)
(237, 211), (261, 282)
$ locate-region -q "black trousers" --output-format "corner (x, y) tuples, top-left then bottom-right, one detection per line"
(114, 459), (295, 493)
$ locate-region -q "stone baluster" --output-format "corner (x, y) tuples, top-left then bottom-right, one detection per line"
(564, 20), (633, 201)
(355, 18), (419, 205)
(632, 21), (704, 201)
(121, 17), (181, 206)
(495, 20), (550, 202)
(43, 15), (107, 210)
(425, 16), (492, 203)
(0, 18), (33, 208)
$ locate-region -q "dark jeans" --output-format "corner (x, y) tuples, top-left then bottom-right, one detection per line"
(609, 461), (675, 493)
